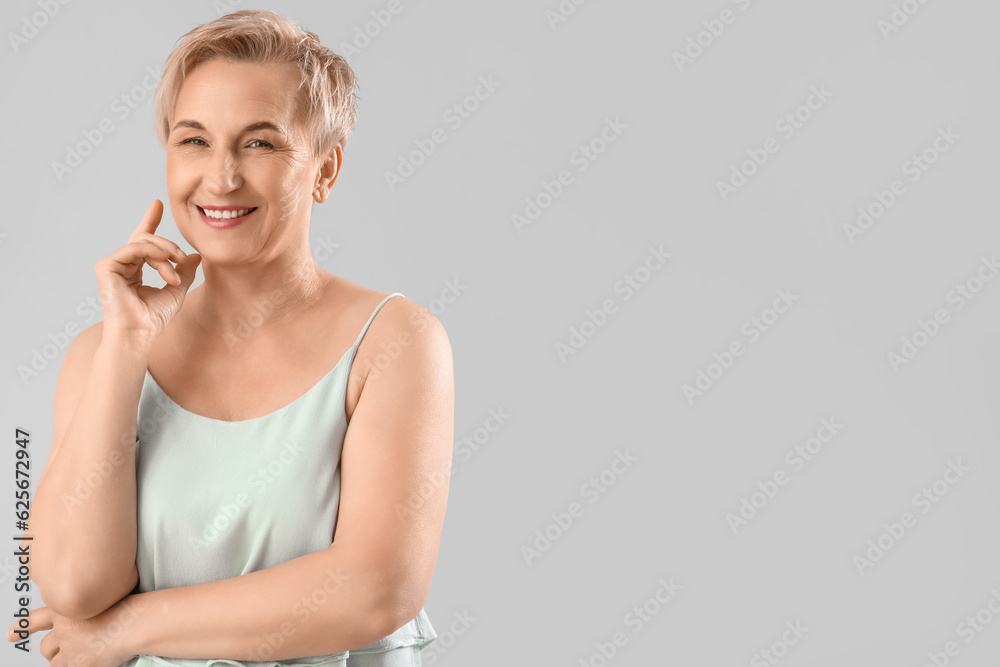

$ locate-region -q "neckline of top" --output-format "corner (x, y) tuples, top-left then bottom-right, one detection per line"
(144, 343), (355, 425)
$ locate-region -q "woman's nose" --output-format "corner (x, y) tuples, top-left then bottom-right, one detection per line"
(206, 151), (243, 194)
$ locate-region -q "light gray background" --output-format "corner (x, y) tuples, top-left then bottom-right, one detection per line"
(3, 0), (1000, 665)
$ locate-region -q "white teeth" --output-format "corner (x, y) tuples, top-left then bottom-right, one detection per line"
(202, 207), (252, 220)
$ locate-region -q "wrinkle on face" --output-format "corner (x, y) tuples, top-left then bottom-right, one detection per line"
(279, 188), (299, 222)
(166, 59), (324, 251)
(162, 59), (334, 335)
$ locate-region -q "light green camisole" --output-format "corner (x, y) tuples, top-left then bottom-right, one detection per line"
(120, 292), (437, 667)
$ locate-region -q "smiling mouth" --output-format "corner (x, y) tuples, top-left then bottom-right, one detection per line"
(197, 206), (258, 221)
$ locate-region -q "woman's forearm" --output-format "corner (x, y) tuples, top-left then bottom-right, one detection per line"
(123, 546), (397, 661)
(30, 330), (153, 619)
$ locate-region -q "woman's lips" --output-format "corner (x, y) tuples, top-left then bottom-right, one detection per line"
(197, 206), (258, 229)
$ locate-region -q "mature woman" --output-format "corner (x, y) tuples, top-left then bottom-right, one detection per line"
(8, 10), (453, 667)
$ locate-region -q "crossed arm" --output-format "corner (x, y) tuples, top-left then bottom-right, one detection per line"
(12, 300), (454, 662)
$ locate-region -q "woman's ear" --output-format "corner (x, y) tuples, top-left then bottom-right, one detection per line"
(313, 144), (343, 203)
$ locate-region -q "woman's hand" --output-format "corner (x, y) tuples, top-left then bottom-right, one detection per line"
(96, 199), (201, 339)
(5, 598), (141, 667)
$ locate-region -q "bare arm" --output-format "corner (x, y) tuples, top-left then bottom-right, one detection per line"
(29, 202), (199, 619)
(26, 323), (151, 619)
(25, 199), (201, 618)
(117, 299), (454, 660)
(121, 547), (390, 659)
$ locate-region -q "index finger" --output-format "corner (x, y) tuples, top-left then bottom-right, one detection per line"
(6, 606), (51, 640)
(131, 200), (164, 240)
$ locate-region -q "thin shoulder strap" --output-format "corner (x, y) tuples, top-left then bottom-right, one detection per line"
(352, 292), (405, 349)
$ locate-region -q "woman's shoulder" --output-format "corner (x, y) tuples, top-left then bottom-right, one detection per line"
(329, 278), (452, 416)
(327, 277), (445, 337)
(327, 278), (451, 368)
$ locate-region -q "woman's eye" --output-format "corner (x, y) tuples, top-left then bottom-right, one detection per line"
(175, 137), (271, 148)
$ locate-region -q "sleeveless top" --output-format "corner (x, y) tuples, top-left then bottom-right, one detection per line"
(121, 292), (437, 667)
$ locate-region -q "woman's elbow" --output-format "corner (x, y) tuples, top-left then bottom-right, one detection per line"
(370, 587), (422, 645)
(34, 565), (138, 620)
(35, 583), (102, 620)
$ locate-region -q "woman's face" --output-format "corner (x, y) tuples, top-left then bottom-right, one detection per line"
(166, 59), (328, 263)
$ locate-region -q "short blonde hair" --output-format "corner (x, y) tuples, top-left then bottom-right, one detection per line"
(153, 9), (359, 157)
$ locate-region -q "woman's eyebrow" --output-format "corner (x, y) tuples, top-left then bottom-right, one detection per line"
(171, 119), (287, 136)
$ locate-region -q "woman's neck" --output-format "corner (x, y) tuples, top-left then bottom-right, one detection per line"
(185, 257), (333, 342)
